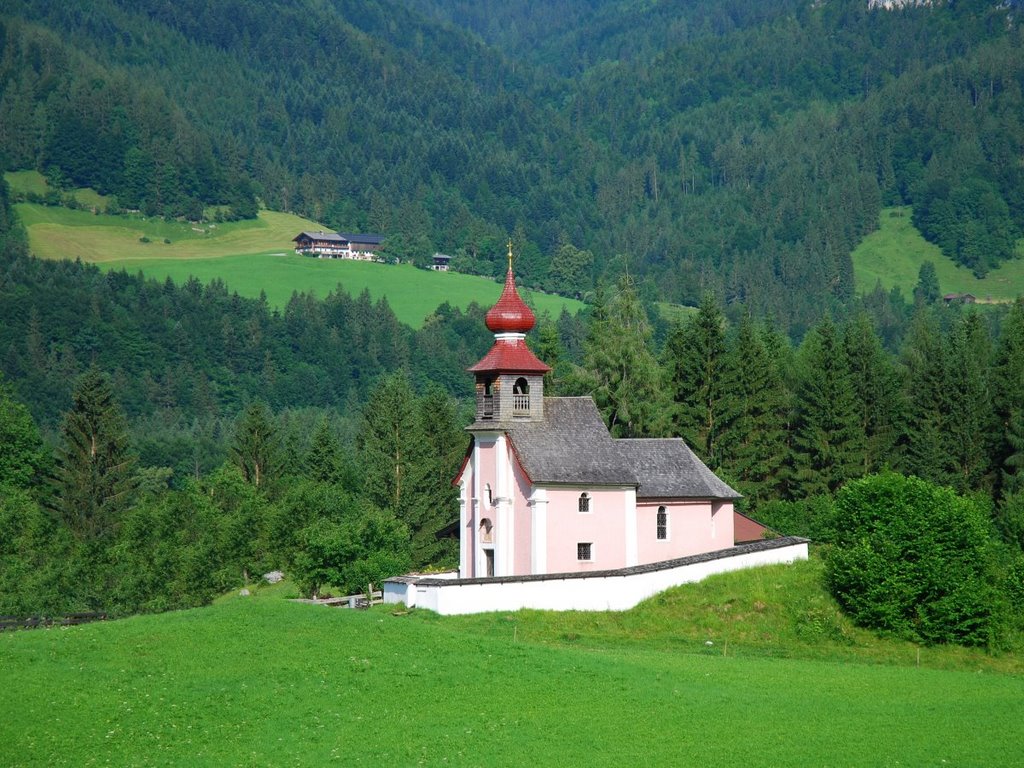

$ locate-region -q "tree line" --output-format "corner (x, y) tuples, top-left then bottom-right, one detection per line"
(547, 277), (1024, 647)
(0, 368), (463, 617)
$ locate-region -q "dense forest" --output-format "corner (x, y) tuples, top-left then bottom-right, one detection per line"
(2, 0), (1023, 327)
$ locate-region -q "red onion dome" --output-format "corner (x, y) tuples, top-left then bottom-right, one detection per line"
(485, 268), (536, 334)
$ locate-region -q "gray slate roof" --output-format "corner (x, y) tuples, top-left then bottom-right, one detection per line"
(501, 397), (739, 500)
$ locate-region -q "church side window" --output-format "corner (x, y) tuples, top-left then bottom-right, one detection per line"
(577, 542), (592, 561)
(657, 506), (668, 540)
(578, 492), (590, 513)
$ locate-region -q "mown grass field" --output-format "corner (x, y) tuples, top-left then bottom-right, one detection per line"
(9, 195), (583, 328)
(103, 252), (580, 329)
(852, 206), (1024, 301)
(1, 561), (1021, 767)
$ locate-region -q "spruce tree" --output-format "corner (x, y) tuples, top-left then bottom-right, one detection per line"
(913, 261), (940, 306)
(357, 372), (419, 517)
(578, 274), (664, 438)
(901, 308), (953, 485)
(716, 315), (790, 505)
(993, 299), (1024, 499)
(535, 319), (565, 395)
(1002, 409), (1024, 497)
(406, 388), (464, 566)
(51, 368), (137, 540)
(945, 313), (994, 492)
(662, 293), (727, 462)
(230, 401), (279, 490)
(843, 313), (903, 474)
(790, 317), (865, 498)
(305, 417), (344, 485)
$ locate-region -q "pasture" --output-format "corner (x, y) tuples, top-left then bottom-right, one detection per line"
(1, 562), (1021, 767)
(11, 198), (583, 327)
(852, 207), (1024, 301)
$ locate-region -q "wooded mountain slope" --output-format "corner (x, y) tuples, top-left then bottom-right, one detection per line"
(2, 0), (1022, 329)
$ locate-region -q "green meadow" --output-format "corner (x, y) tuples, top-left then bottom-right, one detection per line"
(8, 172), (583, 328)
(852, 206), (1024, 301)
(1, 561), (1021, 767)
(102, 252), (580, 329)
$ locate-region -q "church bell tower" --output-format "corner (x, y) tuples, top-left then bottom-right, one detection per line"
(467, 243), (550, 425)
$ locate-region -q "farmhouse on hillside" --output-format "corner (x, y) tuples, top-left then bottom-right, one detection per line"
(292, 231), (384, 261)
(385, 254), (805, 615)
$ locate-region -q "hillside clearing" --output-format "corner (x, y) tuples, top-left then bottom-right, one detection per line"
(11, 198), (583, 327)
(852, 207), (1024, 301)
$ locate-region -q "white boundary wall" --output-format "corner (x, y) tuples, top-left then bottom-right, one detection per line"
(384, 538), (808, 616)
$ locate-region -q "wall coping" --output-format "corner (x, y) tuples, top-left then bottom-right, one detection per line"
(410, 536), (809, 587)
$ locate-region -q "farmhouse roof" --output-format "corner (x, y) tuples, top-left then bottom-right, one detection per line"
(293, 231), (383, 245)
(503, 397), (739, 499)
(295, 231), (344, 242)
(338, 232), (384, 245)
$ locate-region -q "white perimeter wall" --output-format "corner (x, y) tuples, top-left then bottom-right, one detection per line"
(386, 540), (808, 616)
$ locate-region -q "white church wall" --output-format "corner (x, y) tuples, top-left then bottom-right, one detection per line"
(385, 538), (808, 616)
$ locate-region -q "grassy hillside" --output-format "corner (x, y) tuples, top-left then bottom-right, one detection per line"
(9, 185), (583, 327)
(105, 253), (581, 328)
(852, 207), (1024, 301)
(1, 564), (1021, 767)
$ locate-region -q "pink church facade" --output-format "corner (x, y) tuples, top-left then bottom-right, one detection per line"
(454, 266), (741, 580)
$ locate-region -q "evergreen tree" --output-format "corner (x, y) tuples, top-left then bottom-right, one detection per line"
(576, 274), (664, 438)
(357, 373), (420, 518)
(662, 293), (727, 463)
(406, 388), (464, 566)
(304, 417), (344, 485)
(715, 315), (790, 505)
(230, 401), (279, 490)
(843, 313), (903, 474)
(913, 261), (940, 306)
(993, 299), (1024, 499)
(945, 313), (994, 492)
(51, 368), (137, 540)
(535, 319), (565, 395)
(790, 317), (865, 498)
(901, 309), (952, 485)
(1003, 410), (1024, 497)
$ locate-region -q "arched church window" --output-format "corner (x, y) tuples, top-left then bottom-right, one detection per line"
(485, 483), (493, 506)
(578, 492), (590, 513)
(657, 506), (668, 540)
(513, 377), (529, 394)
(480, 518), (493, 544)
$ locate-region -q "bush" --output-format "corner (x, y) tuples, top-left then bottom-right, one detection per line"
(291, 504), (411, 598)
(824, 473), (1001, 647)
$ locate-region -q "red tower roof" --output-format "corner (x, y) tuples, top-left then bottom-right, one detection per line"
(467, 338), (551, 374)
(485, 268), (536, 334)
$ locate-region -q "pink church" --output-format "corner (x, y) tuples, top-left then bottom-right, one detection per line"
(455, 266), (743, 580)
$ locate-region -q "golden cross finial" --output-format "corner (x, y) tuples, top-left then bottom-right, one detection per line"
(507, 239), (514, 272)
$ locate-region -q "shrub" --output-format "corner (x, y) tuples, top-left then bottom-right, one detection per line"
(823, 473), (1001, 647)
